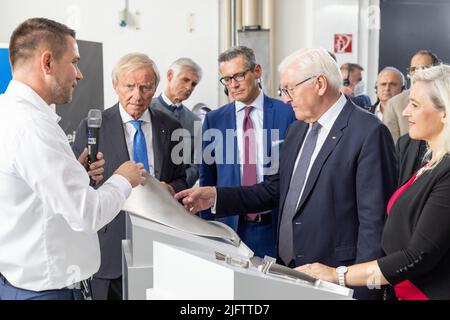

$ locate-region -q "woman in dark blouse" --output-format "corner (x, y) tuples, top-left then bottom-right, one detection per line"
(296, 64), (450, 300)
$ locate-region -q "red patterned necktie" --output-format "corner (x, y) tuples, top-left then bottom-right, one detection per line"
(242, 106), (258, 221)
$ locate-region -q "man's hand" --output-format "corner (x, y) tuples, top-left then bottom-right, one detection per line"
(114, 161), (147, 187)
(174, 187), (216, 214)
(160, 181), (176, 196)
(78, 148), (105, 185)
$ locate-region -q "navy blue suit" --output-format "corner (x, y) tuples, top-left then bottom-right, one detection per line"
(215, 99), (398, 299)
(200, 95), (295, 257)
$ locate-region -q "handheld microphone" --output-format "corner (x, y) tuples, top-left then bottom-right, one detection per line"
(87, 109), (102, 186)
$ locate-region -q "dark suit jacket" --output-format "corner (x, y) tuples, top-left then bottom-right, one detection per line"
(200, 95), (296, 256)
(216, 99), (398, 299)
(396, 133), (427, 186)
(378, 156), (450, 299)
(72, 104), (188, 281)
(151, 95), (201, 187)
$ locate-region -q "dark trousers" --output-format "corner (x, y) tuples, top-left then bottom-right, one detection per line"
(0, 273), (83, 300)
(90, 276), (122, 300)
(237, 216), (276, 258)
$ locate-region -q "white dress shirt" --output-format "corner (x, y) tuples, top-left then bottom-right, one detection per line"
(292, 94), (347, 208)
(0, 80), (132, 291)
(161, 92), (182, 108)
(235, 90), (265, 183)
(374, 103), (383, 121)
(119, 104), (155, 175)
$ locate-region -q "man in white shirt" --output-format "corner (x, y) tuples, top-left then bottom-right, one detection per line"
(0, 18), (146, 300)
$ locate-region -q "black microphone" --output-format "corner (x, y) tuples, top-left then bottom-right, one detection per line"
(87, 109), (102, 186)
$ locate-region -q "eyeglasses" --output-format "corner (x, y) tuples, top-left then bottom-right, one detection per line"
(278, 76), (316, 98)
(122, 83), (155, 94)
(219, 69), (251, 86)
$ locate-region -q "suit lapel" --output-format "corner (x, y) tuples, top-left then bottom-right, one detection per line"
(107, 104), (130, 165)
(296, 101), (353, 213)
(223, 102), (241, 184)
(150, 108), (166, 179)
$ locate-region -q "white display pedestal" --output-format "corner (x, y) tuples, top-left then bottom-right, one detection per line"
(146, 242), (353, 300)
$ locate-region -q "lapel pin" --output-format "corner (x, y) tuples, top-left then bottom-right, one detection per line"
(332, 136), (337, 140)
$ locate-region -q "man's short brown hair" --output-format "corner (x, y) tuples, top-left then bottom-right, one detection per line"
(9, 18), (76, 69)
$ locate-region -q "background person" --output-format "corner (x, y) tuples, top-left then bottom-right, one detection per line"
(151, 57), (203, 187)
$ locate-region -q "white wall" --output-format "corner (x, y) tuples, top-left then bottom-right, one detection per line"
(0, 0), (381, 107)
(275, 0), (380, 101)
(0, 0), (220, 109)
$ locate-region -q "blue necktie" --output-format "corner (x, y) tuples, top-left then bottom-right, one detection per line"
(279, 122), (321, 265)
(131, 120), (150, 173)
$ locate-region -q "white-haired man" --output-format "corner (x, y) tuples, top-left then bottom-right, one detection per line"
(371, 67), (406, 120)
(176, 48), (398, 300)
(151, 58), (202, 187)
(73, 53), (188, 300)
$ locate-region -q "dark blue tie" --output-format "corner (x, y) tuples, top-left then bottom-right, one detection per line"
(131, 120), (150, 173)
(278, 122), (321, 265)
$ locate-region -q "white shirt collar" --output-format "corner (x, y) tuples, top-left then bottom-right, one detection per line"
(6, 80), (61, 123)
(235, 90), (264, 113)
(374, 104), (383, 121)
(316, 94), (347, 131)
(118, 103), (151, 124)
(161, 92), (182, 108)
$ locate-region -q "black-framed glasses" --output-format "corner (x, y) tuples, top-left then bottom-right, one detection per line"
(278, 76), (316, 98)
(219, 69), (251, 86)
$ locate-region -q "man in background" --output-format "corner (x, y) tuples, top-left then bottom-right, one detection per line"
(151, 58), (202, 187)
(371, 67), (406, 121)
(340, 63), (371, 111)
(200, 46), (296, 258)
(383, 50), (440, 143)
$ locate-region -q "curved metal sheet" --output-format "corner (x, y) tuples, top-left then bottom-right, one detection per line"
(123, 176), (241, 247)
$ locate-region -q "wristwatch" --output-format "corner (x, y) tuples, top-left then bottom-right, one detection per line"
(336, 266), (348, 287)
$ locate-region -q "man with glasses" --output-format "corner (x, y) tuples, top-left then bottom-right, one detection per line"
(199, 46), (295, 258)
(371, 67), (406, 121)
(384, 50), (440, 143)
(73, 53), (188, 299)
(177, 48), (397, 299)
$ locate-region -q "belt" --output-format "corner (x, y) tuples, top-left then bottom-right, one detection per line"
(243, 213), (272, 223)
(65, 279), (92, 299)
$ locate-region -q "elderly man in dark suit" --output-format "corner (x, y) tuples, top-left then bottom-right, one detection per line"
(176, 48), (398, 299)
(150, 58), (202, 187)
(73, 53), (188, 300)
